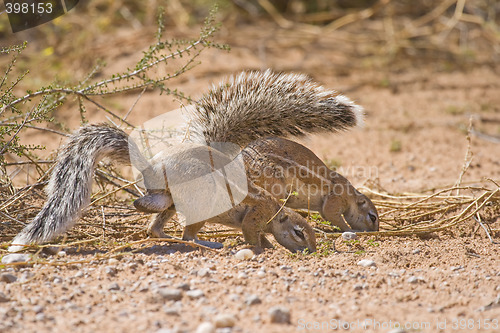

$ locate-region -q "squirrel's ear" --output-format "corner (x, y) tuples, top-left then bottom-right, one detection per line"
(278, 213), (288, 223)
(134, 193), (173, 213)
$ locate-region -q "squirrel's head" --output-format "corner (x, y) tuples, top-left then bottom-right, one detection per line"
(269, 208), (316, 253)
(343, 189), (379, 231)
(322, 186), (378, 232)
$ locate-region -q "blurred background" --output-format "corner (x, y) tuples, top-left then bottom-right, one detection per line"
(1, 0), (498, 84)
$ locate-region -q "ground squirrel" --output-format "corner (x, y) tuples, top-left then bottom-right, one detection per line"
(243, 138), (378, 231)
(9, 70), (375, 253)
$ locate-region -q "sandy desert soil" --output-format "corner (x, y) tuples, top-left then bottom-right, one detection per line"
(1, 16), (500, 333)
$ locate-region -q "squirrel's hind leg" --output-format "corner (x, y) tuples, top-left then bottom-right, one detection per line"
(147, 208), (177, 238)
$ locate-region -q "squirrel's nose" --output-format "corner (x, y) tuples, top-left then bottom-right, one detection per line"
(368, 212), (378, 224)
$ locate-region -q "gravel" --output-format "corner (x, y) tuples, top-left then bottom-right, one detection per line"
(0, 273), (17, 283)
(245, 294), (262, 306)
(157, 288), (183, 301)
(0, 292), (10, 302)
(342, 232), (358, 240)
(1, 253), (31, 264)
(105, 266), (118, 276)
(108, 283), (120, 291)
(186, 289), (205, 299)
(357, 259), (377, 268)
(163, 306), (180, 316)
(195, 322), (215, 333)
(234, 249), (253, 260)
(388, 329), (407, 333)
(197, 268), (211, 277)
(353, 284), (364, 291)
(214, 314), (237, 328)
(268, 306), (291, 324)
(176, 283), (191, 291)
(33, 305), (44, 314)
(407, 276), (426, 284)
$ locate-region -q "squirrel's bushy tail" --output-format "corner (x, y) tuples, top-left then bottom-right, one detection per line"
(8, 124), (148, 252)
(189, 70), (364, 146)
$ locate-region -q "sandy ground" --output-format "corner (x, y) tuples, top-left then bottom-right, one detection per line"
(1, 18), (500, 333)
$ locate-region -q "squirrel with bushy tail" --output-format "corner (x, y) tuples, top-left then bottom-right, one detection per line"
(9, 70), (378, 253)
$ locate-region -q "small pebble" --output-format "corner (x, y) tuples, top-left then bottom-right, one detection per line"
(176, 283), (190, 291)
(186, 289), (205, 299)
(412, 249), (421, 254)
(246, 294), (262, 306)
(198, 268), (210, 277)
(216, 328), (232, 333)
(108, 282), (120, 291)
(105, 266), (117, 277)
(234, 249), (253, 260)
(268, 306), (291, 324)
(256, 271), (266, 278)
(33, 305), (44, 314)
(1, 253), (30, 264)
(214, 314), (237, 328)
(196, 322), (215, 333)
(388, 329), (407, 333)
(0, 274), (17, 283)
(108, 258), (119, 265)
(157, 288), (183, 301)
(18, 271), (34, 283)
(407, 276), (425, 284)
(407, 276), (418, 284)
(0, 292), (9, 302)
(163, 306), (180, 316)
(342, 232), (358, 241)
(357, 259), (377, 268)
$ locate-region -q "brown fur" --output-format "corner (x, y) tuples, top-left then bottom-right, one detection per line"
(9, 70), (371, 253)
(243, 138), (378, 231)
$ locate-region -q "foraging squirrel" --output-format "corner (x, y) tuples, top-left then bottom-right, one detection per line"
(9, 70), (377, 253)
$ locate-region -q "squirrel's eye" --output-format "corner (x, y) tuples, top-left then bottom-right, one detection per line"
(293, 226), (305, 239)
